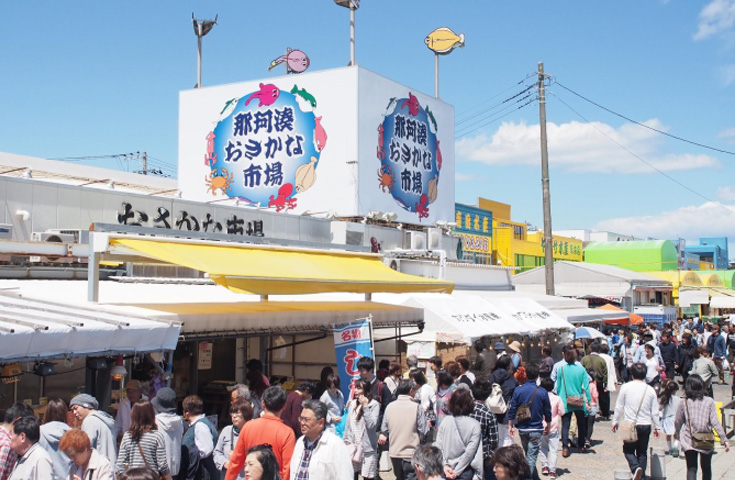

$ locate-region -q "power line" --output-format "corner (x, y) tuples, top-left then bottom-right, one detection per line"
(455, 73), (537, 122)
(455, 97), (537, 139)
(455, 91), (537, 135)
(549, 90), (733, 215)
(456, 84), (536, 126)
(554, 81), (735, 156)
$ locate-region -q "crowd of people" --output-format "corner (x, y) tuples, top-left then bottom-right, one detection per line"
(1, 316), (734, 480)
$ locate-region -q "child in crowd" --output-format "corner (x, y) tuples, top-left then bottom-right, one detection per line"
(584, 369), (599, 450)
(539, 378), (564, 479)
(658, 378), (680, 456)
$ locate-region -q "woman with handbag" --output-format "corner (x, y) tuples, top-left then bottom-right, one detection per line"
(343, 379), (380, 480)
(115, 400), (172, 480)
(674, 374), (730, 480)
(490, 355), (518, 448)
(554, 347), (591, 458)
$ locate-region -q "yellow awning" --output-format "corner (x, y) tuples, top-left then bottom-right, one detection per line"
(109, 238), (454, 295)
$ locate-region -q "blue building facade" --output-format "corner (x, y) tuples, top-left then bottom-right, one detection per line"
(686, 237), (729, 270)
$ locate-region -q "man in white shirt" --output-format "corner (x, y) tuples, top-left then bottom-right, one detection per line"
(611, 363), (661, 480)
(289, 399), (352, 480)
(113, 379), (147, 439)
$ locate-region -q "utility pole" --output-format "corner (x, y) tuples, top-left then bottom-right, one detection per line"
(538, 62), (555, 296)
(142, 151), (148, 175)
(192, 14), (218, 88)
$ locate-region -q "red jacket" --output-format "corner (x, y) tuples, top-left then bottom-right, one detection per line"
(224, 414), (295, 480)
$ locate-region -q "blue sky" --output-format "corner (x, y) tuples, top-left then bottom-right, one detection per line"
(1, 1), (734, 255)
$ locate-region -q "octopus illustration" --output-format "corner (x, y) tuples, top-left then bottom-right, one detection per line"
(205, 168), (233, 196)
(415, 193), (430, 220)
(268, 183), (298, 212)
(400, 92), (420, 116)
(378, 165), (394, 193)
(244, 83), (280, 107)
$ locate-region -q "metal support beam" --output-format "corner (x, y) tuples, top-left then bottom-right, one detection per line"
(265, 332), (328, 351)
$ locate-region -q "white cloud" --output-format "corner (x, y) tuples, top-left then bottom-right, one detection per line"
(694, 0), (735, 41)
(455, 120), (721, 174)
(594, 202), (735, 241)
(717, 185), (735, 200)
(718, 64), (735, 86)
(718, 126), (735, 143)
(455, 172), (484, 182)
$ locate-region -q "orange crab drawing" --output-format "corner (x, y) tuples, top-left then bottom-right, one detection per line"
(378, 165), (394, 193)
(205, 168), (233, 196)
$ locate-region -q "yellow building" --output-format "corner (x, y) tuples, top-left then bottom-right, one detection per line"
(478, 198), (583, 273)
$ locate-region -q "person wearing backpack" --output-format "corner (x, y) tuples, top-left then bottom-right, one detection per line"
(507, 363), (551, 479)
(489, 355), (518, 447)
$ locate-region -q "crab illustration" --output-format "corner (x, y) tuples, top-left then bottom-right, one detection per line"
(205, 168), (233, 196)
(415, 193), (430, 220)
(268, 183), (298, 212)
(378, 165), (394, 192)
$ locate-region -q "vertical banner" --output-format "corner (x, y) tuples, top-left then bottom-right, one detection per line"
(333, 317), (373, 401)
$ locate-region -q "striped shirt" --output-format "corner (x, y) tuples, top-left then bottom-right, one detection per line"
(115, 430), (170, 475)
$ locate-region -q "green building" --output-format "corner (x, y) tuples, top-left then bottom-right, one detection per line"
(584, 240), (678, 272)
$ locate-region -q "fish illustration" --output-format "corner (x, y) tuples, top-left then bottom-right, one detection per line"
(244, 83), (280, 107)
(427, 175), (438, 203)
(314, 116), (327, 152)
(291, 85), (317, 108)
(385, 97), (397, 111)
(269, 48), (310, 74)
(425, 105), (438, 132)
(294, 156), (318, 193)
(400, 92), (420, 116)
(220, 98), (238, 115)
(425, 27), (465, 54)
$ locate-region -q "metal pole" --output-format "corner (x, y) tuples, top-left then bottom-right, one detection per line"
(349, 6), (356, 65)
(538, 62), (555, 296)
(435, 53), (439, 98)
(196, 24), (203, 88)
(143, 151), (147, 175)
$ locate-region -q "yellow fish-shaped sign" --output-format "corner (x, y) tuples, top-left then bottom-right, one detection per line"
(425, 27), (465, 54)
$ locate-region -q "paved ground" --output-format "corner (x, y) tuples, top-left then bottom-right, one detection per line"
(379, 382), (734, 480)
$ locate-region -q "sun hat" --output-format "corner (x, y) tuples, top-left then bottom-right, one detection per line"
(151, 387), (177, 413)
(508, 341), (522, 353)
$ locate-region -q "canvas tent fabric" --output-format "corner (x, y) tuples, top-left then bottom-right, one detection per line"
(0, 290), (180, 363)
(596, 303), (643, 325)
(371, 292), (573, 344)
(709, 288), (735, 309)
(109, 237), (454, 295)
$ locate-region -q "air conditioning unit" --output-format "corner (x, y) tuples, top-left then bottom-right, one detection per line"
(427, 228), (442, 250)
(407, 231), (426, 250)
(0, 224), (12, 240)
(32, 231), (76, 243)
(46, 229), (89, 244)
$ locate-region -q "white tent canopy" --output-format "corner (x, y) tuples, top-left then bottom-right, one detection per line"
(0, 290), (180, 363)
(372, 292), (573, 344)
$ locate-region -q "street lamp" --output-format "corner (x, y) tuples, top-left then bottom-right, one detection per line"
(333, 0), (360, 65)
(192, 13), (218, 88)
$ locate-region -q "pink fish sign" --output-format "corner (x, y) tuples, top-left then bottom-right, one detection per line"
(268, 48), (310, 74)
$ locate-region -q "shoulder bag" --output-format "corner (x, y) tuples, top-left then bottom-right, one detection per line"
(686, 399), (715, 450)
(136, 441), (164, 480)
(515, 386), (540, 423)
(618, 386), (647, 443)
(562, 366), (585, 408)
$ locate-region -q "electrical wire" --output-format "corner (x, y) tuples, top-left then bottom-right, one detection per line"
(549, 90), (734, 215)
(456, 84), (536, 126)
(554, 81), (735, 156)
(455, 73), (537, 122)
(455, 97), (537, 140)
(455, 92), (537, 135)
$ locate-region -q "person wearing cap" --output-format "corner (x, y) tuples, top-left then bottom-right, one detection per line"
(508, 341), (523, 373)
(70, 394), (117, 466)
(153, 387), (184, 478)
(114, 379), (148, 440)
